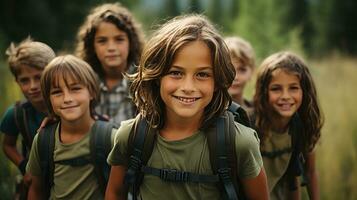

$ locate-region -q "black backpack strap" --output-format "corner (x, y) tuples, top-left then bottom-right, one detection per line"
(141, 166), (219, 182)
(90, 120), (116, 194)
(207, 112), (239, 200)
(38, 122), (57, 199)
(228, 102), (251, 128)
(287, 113), (308, 190)
(14, 101), (33, 152)
(125, 115), (156, 200)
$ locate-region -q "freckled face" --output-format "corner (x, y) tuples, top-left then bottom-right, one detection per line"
(160, 40), (215, 123)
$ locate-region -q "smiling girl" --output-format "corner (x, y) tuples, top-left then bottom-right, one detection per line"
(253, 51), (324, 200)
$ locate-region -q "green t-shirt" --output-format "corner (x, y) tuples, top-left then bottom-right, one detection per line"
(107, 118), (263, 200)
(261, 129), (292, 200)
(27, 122), (116, 200)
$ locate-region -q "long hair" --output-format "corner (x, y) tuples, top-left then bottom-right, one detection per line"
(130, 14), (235, 129)
(41, 55), (100, 119)
(254, 51), (323, 152)
(75, 3), (145, 79)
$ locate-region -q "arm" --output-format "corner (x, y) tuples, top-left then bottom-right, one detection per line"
(105, 165), (128, 200)
(3, 134), (23, 166)
(305, 151), (319, 200)
(3, 134), (33, 186)
(241, 168), (269, 200)
(27, 175), (44, 200)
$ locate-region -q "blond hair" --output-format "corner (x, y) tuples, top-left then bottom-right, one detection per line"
(224, 36), (255, 69)
(6, 37), (55, 79)
(41, 55), (100, 118)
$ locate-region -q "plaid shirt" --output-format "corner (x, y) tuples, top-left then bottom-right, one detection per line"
(95, 78), (136, 125)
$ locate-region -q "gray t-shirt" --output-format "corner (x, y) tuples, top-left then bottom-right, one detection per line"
(108, 118), (263, 199)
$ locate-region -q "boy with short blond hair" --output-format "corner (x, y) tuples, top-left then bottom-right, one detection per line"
(0, 37), (55, 198)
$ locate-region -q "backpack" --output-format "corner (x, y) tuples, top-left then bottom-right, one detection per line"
(13, 100), (35, 157)
(37, 120), (117, 198)
(124, 102), (251, 200)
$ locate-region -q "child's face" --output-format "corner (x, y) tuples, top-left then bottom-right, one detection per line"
(268, 69), (302, 121)
(16, 65), (43, 105)
(228, 57), (253, 99)
(160, 40), (214, 122)
(50, 76), (93, 123)
(94, 21), (130, 76)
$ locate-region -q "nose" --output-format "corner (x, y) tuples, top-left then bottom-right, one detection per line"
(63, 89), (73, 103)
(281, 88), (291, 100)
(107, 40), (116, 51)
(29, 78), (40, 91)
(181, 76), (195, 93)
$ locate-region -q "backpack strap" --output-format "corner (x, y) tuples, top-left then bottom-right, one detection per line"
(286, 113), (308, 190)
(90, 120), (117, 195)
(38, 122), (57, 199)
(228, 102), (251, 128)
(207, 112), (240, 200)
(14, 101), (33, 152)
(125, 115), (156, 200)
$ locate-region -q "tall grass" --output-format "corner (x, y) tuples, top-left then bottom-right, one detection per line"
(311, 55), (357, 200)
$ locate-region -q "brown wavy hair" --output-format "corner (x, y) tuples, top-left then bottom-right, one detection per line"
(75, 3), (145, 79)
(129, 14), (235, 129)
(41, 55), (100, 119)
(253, 51), (323, 152)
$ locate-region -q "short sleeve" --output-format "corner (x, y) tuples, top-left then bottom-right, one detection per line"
(235, 123), (263, 179)
(0, 106), (20, 136)
(26, 133), (42, 176)
(107, 119), (135, 166)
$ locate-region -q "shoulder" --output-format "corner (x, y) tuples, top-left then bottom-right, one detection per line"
(233, 122), (260, 151)
(0, 105), (18, 134)
(114, 118), (136, 144)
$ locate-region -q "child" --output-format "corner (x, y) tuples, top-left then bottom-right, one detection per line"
(0, 38), (55, 198)
(75, 3), (145, 125)
(26, 55), (117, 199)
(253, 51), (323, 199)
(105, 15), (269, 200)
(225, 36), (255, 114)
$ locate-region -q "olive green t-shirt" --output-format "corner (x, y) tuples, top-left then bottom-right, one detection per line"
(107, 118), (263, 200)
(261, 129), (292, 200)
(27, 122), (116, 200)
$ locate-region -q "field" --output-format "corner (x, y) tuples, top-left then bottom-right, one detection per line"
(0, 56), (356, 199)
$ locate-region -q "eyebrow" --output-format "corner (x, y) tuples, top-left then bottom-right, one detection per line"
(170, 65), (213, 71)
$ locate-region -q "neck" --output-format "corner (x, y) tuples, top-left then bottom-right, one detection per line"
(104, 76), (122, 91)
(60, 116), (95, 136)
(32, 101), (47, 113)
(160, 115), (202, 141)
(271, 117), (290, 133)
(231, 94), (244, 105)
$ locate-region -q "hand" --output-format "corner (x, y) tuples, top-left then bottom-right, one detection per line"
(23, 172), (32, 187)
(37, 116), (57, 132)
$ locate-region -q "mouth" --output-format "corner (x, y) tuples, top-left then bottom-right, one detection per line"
(28, 91), (41, 97)
(277, 103), (294, 111)
(61, 105), (78, 110)
(173, 95), (200, 103)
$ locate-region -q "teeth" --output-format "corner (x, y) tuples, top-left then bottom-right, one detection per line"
(178, 97), (196, 103)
